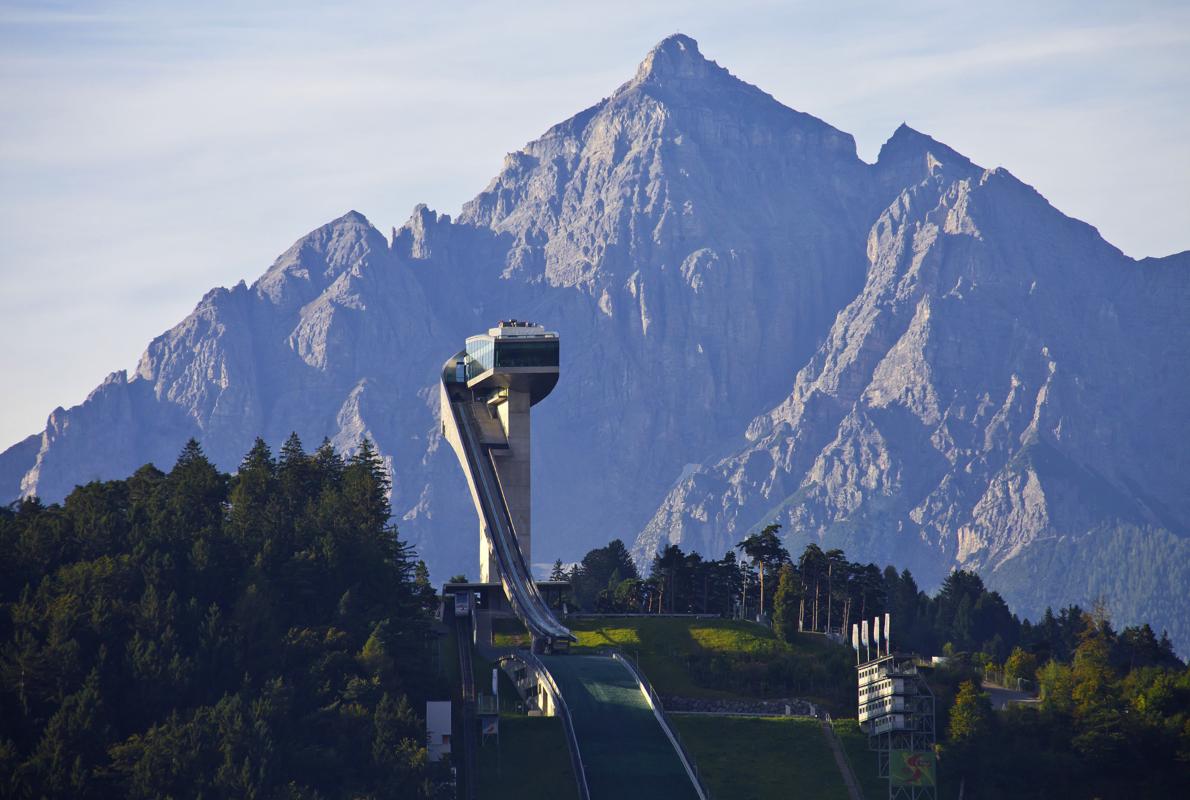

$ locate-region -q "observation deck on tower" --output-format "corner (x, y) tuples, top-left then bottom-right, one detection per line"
(451, 320), (560, 400)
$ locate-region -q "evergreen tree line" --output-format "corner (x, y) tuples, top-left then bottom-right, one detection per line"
(555, 524), (1180, 675)
(551, 538), (744, 616)
(942, 607), (1190, 798)
(556, 526), (919, 641)
(0, 436), (443, 799)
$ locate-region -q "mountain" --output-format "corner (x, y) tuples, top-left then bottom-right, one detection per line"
(635, 129), (1190, 634)
(3, 35), (1188, 649)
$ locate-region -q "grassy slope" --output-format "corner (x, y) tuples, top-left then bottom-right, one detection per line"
(674, 715), (850, 800)
(476, 716), (579, 800)
(832, 719), (885, 800)
(491, 616), (531, 648)
(566, 616), (844, 700)
(484, 617), (866, 797)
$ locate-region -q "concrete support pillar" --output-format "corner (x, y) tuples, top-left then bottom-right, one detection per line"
(479, 390), (532, 582)
(497, 390), (532, 556)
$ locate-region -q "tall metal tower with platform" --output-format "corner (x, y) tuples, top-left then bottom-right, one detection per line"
(854, 617), (937, 800)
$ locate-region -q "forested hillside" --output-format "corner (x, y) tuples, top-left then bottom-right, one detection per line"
(565, 533), (1190, 796)
(0, 437), (444, 799)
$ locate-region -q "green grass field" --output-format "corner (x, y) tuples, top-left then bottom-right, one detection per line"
(673, 715), (851, 800)
(476, 716), (579, 800)
(565, 616), (848, 702)
(832, 719), (885, 800)
(491, 616), (530, 648)
(464, 616), (869, 798)
(568, 616), (786, 656)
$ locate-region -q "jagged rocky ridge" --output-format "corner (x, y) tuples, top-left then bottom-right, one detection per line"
(635, 134), (1190, 637)
(2, 35), (1187, 649)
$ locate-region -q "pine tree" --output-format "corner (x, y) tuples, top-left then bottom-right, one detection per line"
(228, 438), (276, 555)
(166, 439), (227, 533)
(772, 564), (799, 643)
(277, 433), (313, 529)
(736, 524), (788, 619)
(345, 438), (392, 537)
(797, 543), (826, 630)
(412, 560), (437, 613)
(312, 438), (345, 484)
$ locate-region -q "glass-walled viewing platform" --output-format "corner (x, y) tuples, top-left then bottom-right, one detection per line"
(463, 321), (559, 382)
(464, 338), (559, 380)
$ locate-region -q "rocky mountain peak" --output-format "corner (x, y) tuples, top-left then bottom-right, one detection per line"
(617, 33), (795, 120)
(458, 35), (863, 289)
(392, 203), (454, 262)
(875, 123), (977, 186)
(629, 33), (721, 87)
(254, 209), (386, 310)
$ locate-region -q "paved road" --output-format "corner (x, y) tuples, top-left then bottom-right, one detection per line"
(539, 655), (701, 800)
(983, 682), (1038, 710)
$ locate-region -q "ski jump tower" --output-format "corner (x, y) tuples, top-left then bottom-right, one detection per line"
(440, 321), (571, 650)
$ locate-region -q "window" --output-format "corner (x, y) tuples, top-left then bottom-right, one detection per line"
(495, 339), (559, 368)
(465, 337), (495, 380)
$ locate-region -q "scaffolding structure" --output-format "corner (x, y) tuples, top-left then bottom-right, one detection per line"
(854, 618), (937, 800)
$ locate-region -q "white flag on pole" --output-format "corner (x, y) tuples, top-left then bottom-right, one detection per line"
(861, 619), (869, 647)
(884, 612), (891, 654)
(851, 623), (859, 651)
(874, 616), (881, 653)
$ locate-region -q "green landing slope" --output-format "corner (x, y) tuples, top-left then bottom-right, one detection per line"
(538, 654), (701, 800)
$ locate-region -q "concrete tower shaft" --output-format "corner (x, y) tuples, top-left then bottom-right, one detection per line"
(487, 388), (532, 582)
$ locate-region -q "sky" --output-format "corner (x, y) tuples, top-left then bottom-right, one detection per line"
(1, 0), (1188, 451)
